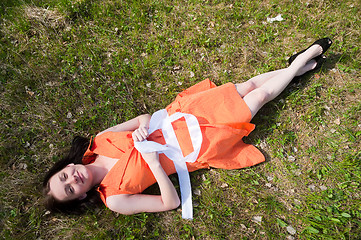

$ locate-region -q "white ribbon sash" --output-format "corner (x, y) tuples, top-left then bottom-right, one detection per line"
(134, 109), (203, 219)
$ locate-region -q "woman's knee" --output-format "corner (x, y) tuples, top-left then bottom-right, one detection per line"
(251, 88), (271, 103)
(235, 81), (257, 97)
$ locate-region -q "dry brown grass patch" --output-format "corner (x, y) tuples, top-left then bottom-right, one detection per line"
(24, 6), (68, 31)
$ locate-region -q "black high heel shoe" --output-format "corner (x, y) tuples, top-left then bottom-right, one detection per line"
(288, 37), (332, 64)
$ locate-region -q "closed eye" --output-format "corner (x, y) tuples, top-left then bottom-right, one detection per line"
(59, 172), (67, 181)
(65, 185), (74, 196)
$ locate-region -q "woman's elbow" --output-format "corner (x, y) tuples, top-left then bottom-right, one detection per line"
(108, 204), (134, 216)
(142, 113), (151, 121)
(168, 197), (181, 210)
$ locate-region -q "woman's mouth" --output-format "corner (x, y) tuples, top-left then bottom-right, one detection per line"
(77, 171), (84, 184)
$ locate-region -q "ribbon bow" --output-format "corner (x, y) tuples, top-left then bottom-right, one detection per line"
(134, 109), (203, 219)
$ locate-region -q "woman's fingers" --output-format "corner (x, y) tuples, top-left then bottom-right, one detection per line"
(132, 130), (143, 142)
(132, 126), (149, 142)
(132, 131), (139, 141)
(138, 126), (149, 138)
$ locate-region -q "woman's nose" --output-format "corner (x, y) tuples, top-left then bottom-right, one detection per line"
(68, 174), (78, 184)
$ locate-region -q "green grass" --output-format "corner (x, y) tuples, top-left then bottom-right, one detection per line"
(1, 0), (361, 239)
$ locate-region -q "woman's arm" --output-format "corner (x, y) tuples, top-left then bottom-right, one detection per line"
(106, 152), (180, 215)
(96, 114), (151, 136)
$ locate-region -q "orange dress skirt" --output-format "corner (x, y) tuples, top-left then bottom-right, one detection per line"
(82, 79), (265, 205)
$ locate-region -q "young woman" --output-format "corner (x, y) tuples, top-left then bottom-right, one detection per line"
(43, 38), (332, 217)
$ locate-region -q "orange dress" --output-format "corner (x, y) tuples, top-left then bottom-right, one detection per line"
(82, 79), (265, 205)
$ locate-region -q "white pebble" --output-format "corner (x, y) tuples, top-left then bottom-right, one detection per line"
(252, 216), (262, 224)
(293, 169), (302, 176)
(221, 183), (228, 188)
(286, 225), (296, 235)
(267, 14), (284, 23)
(193, 189), (201, 196)
(240, 224), (247, 230)
(19, 163), (28, 170)
(44, 210), (51, 216)
(288, 155), (296, 162)
(308, 184), (316, 191)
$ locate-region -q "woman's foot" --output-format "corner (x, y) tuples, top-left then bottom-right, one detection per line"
(290, 44), (323, 70)
(295, 55), (326, 76)
(296, 60), (317, 76)
(312, 55), (327, 70)
(288, 38), (332, 64)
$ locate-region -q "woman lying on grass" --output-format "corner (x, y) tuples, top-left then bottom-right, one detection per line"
(43, 38), (332, 218)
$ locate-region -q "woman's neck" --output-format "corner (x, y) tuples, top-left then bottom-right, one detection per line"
(87, 155), (118, 186)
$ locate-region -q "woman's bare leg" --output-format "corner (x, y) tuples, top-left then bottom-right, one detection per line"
(241, 45), (323, 118)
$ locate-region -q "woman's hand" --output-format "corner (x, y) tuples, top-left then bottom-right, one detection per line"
(132, 125), (149, 142)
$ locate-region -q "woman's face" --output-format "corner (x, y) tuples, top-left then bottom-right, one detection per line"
(48, 163), (93, 202)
